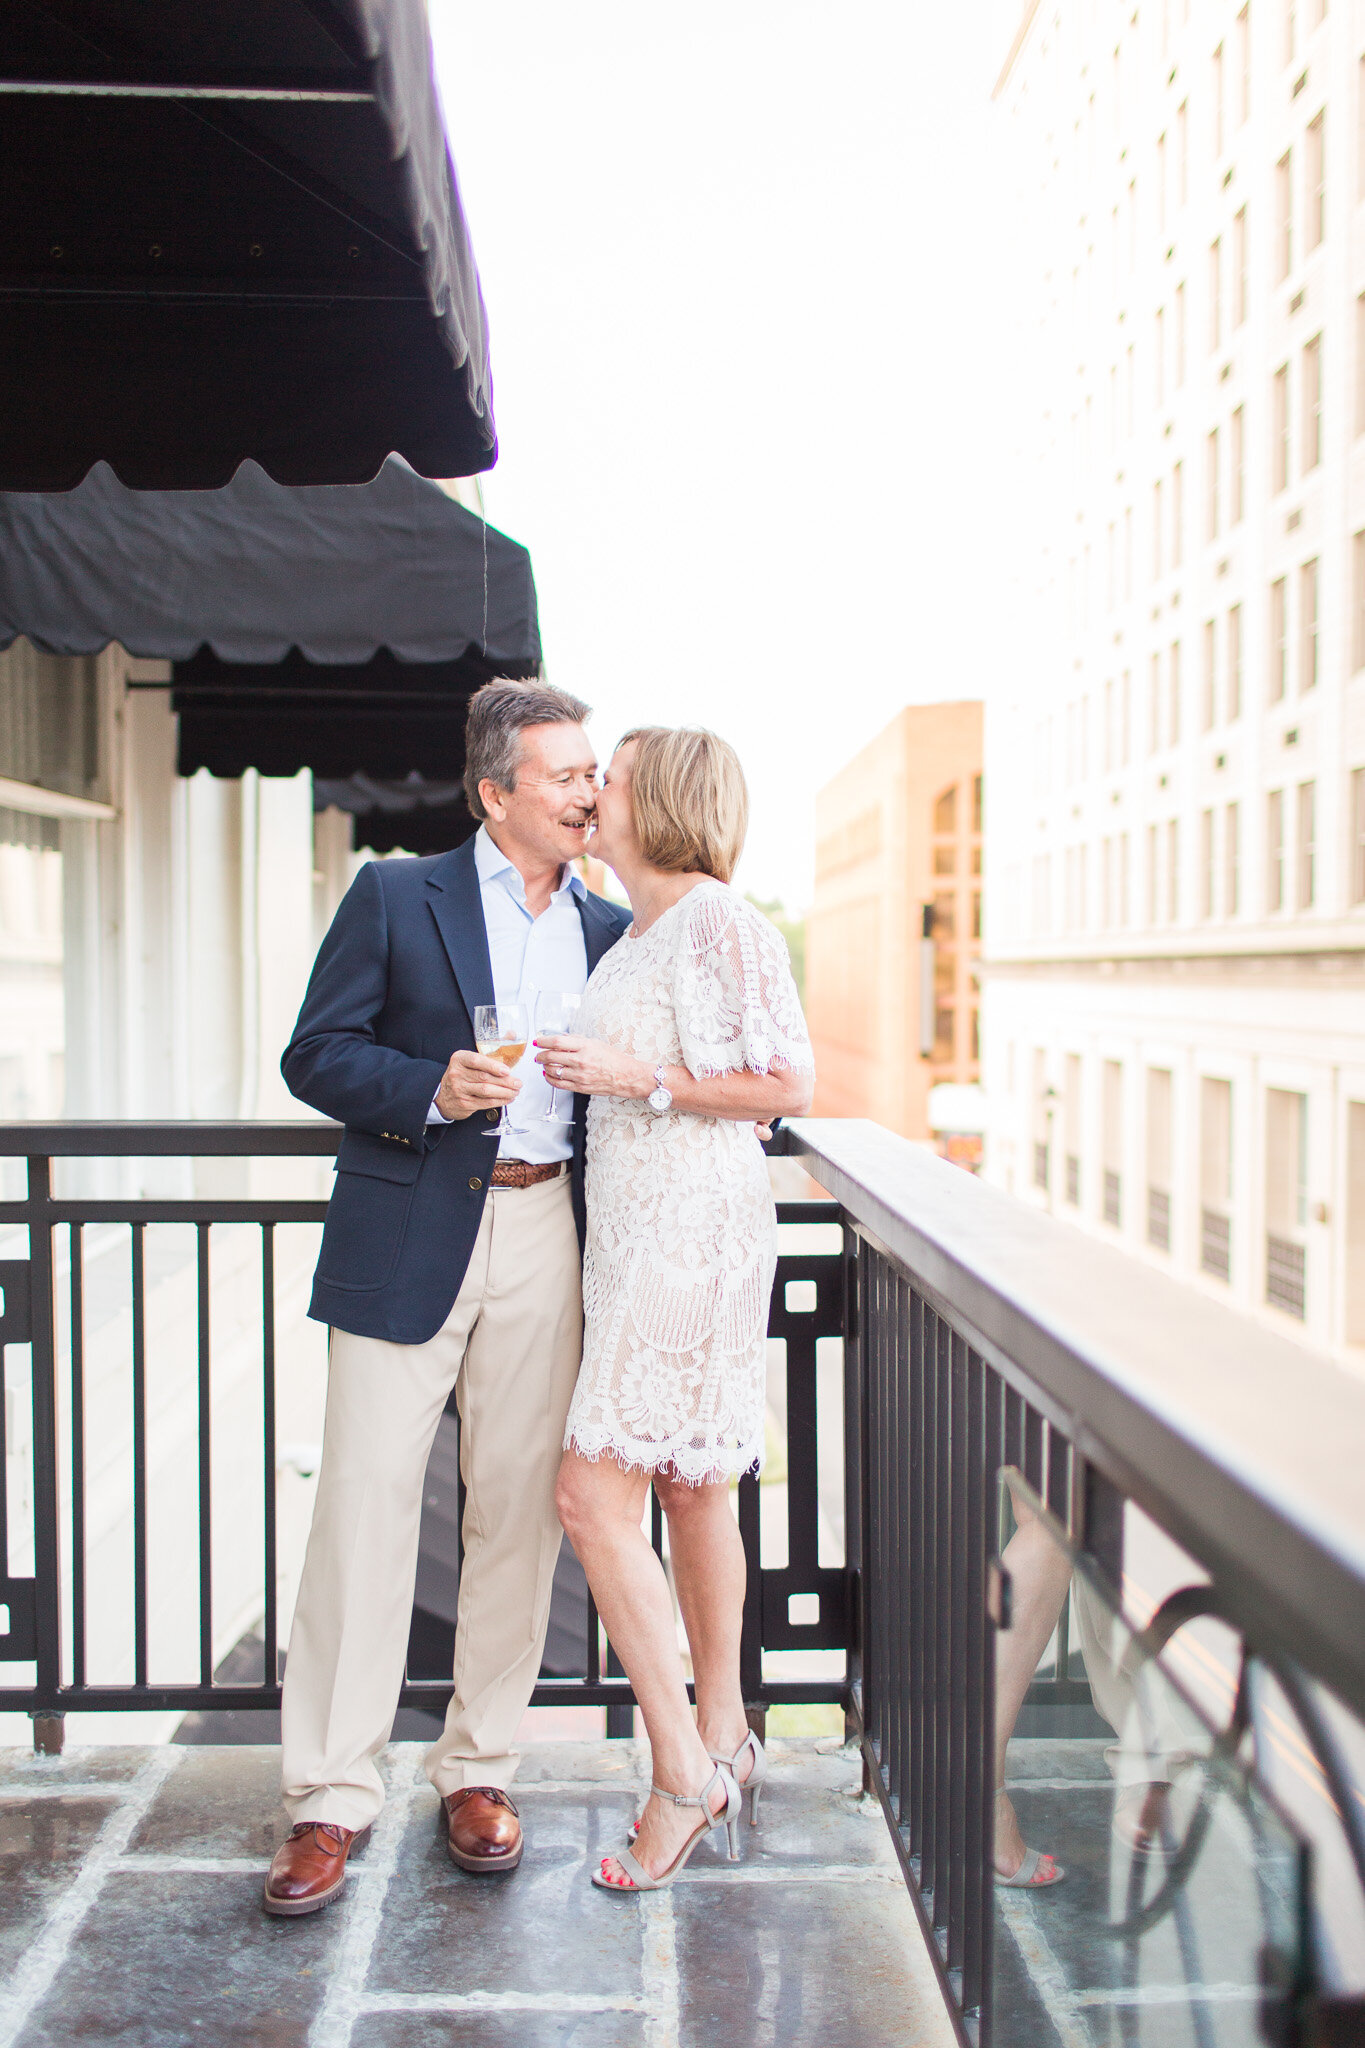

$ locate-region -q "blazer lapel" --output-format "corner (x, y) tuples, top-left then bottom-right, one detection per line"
(426, 837), (495, 1027)
(577, 889), (626, 976)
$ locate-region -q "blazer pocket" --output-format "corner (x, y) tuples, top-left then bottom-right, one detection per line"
(317, 1131), (423, 1291)
(335, 1129), (424, 1184)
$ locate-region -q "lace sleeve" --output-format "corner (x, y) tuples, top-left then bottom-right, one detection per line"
(672, 888), (814, 1080)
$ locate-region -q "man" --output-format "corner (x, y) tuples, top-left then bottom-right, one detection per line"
(262, 678), (630, 1917)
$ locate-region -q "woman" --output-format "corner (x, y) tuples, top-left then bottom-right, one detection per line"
(537, 727), (813, 1893)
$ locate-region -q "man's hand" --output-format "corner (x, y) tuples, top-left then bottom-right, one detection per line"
(436, 1049), (521, 1121)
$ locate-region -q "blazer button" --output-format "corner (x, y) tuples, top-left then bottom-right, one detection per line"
(485, 1108), (499, 1122)
(468, 1176), (483, 1192)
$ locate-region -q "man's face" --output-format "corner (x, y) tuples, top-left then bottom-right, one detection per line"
(479, 721), (599, 869)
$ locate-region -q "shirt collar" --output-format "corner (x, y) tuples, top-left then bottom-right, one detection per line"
(474, 823), (586, 905)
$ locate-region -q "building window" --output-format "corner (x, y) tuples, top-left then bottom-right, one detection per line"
(1102, 1060), (1123, 1228)
(1236, 7), (1251, 125)
(1154, 305), (1165, 406)
(1233, 207), (1248, 325)
(1119, 831), (1130, 925)
(934, 785), (957, 834)
(1306, 112), (1325, 251)
(1169, 641), (1182, 744)
(1267, 788), (1285, 909)
(1147, 820), (1160, 924)
(1226, 801), (1241, 914)
(1172, 461), (1183, 566)
(1121, 670), (1131, 765)
(1176, 100), (1188, 206)
(1167, 817), (1180, 923)
(1283, 0), (1297, 65)
(1063, 1054), (1081, 1206)
(1299, 558), (1318, 691)
(1208, 239), (1222, 354)
(1175, 280), (1186, 385)
(1270, 578), (1288, 702)
(1272, 364), (1289, 491)
(1302, 336), (1321, 471)
(972, 773), (982, 834)
(1297, 779), (1316, 907)
(1265, 1088), (1308, 1319)
(1200, 808), (1215, 917)
(1231, 404), (1245, 522)
(1276, 151), (1293, 280)
(1203, 618), (1217, 729)
(1157, 131), (1168, 234)
(1357, 297), (1365, 433)
(933, 1005), (954, 1062)
(1152, 478), (1164, 578)
(1228, 603), (1243, 719)
(1354, 533), (1365, 670)
(1351, 767), (1365, 904)
(1200, 1077), (1234, 1281)
(1146, 1067), (1173, 1249)
(1213, 43), (1225, 157)
(1206, 429), (1220, 540)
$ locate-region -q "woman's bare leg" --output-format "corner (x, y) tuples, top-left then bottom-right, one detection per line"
(653, 1472), (751, 1769)
(555, 1449), (721, 1880)
(994, 1488), (1073, 1875)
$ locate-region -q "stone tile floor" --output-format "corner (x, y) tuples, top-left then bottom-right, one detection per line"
(0, 1739), (956, 2048)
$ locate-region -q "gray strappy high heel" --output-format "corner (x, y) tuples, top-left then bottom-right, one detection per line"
(628, 1728), (767, 1846)
(594, 1764), (741, 1892)
(710, 1728), (767, 1830)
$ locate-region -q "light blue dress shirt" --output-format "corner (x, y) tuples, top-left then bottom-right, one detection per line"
(428, 824), (589, 1162)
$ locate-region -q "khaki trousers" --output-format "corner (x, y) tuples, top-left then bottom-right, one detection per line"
(281, 1170), (582, 1829)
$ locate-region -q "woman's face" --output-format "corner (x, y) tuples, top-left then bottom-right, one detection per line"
(589, 743), (638, 868)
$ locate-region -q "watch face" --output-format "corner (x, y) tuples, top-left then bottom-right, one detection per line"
(648, 1087), (672, 1112)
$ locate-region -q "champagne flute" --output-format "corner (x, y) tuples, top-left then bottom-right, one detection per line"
(533, 991), (582, 1123)
(473, 1002), (528, 1139)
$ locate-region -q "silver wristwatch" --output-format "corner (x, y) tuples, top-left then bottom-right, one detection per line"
(647, 1063), (673, 1113)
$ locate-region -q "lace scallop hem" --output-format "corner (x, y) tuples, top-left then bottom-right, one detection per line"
(562, 1425), (764, 1489)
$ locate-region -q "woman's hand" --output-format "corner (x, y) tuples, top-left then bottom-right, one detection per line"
(534, 1034), (653, 1100)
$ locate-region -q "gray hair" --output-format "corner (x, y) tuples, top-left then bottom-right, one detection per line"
(463, 678), (593, 821)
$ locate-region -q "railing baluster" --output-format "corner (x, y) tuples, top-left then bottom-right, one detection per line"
(885, 1268), (902, 1816)
(908, 1283), (926, 1861)
(947, 1333), (969, 1972)
(131, 1222), (148, 1691)
(976, 1363), (1002, 2045)
(261, 1225), (278, 1686)
(921, 1302), (940, 1910)
(933, 1311), (953, 1941)
(70, 1221), (86, 1691)
(196, 1222), (212, 1687)
(28, 1156), (61, 1719)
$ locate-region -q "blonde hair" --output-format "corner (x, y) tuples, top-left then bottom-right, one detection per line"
(618, 726), (749, 883)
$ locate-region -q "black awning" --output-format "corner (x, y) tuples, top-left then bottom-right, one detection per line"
(0, 455), (540, 792)
(1, 0), (497, 488)
(0, 457), (539, 666)
(312, 771), (476, 857)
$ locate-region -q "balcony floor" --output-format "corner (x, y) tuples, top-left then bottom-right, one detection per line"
(0, 1737), (955, 2047)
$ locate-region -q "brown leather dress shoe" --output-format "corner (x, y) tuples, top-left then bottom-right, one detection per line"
(262, 1820), (372, 1917)
(442, 1786), (523, 1873)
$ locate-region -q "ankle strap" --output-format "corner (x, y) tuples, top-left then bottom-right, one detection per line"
(649, 1762), (732, 1820)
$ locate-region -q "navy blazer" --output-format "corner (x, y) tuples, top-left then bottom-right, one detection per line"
(281, 836), (631, 1344)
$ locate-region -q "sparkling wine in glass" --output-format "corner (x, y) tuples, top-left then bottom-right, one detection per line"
(533, 991), (582, 1123)
(473, 1002), (528, 1139)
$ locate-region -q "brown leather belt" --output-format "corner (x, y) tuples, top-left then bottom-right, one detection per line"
(490, 1160), (566, 1189)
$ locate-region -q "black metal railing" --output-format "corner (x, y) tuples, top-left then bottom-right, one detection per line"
(791, 1118), (1365, 2048)
(3, 1116), (1364, 2046)
(0, 1123), (846, 1729)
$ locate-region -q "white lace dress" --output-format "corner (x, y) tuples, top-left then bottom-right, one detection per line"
(564, 882), (814, 1485)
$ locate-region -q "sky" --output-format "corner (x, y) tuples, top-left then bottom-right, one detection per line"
(430, 3), (1017, 906)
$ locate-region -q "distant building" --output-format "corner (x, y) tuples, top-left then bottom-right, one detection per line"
(985, 1), (1365, 1361)
(806, 702), (982, 1143)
